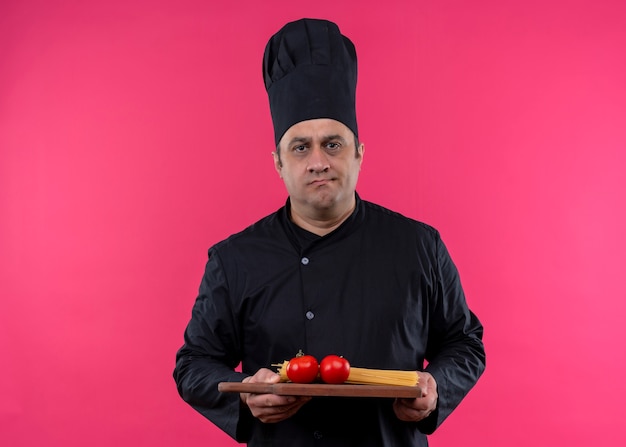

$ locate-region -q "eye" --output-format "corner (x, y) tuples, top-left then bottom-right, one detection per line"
(292, 144), (308, 153)
(325, 142), (341, 151)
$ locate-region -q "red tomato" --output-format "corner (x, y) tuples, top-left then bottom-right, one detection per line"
(320, 355), (350, 384)
(286, 352), (319, 383)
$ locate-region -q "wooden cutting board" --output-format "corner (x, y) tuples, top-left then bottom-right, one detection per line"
(218, 382), (422, 398)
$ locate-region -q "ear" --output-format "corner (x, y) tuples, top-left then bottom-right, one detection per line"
(272, 151), (283, 177)
(357, 143), (365, 168)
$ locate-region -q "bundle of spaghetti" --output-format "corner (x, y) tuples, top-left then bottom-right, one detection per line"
(273, 361), (289, 382)
(272, 360), (419, 386)
(345, 367), (418, 387)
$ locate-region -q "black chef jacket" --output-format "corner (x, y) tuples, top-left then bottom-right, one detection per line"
(174, 193), (485, 446)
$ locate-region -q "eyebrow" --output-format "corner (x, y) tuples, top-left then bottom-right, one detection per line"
(322, 134), (347, 144)
(286, 136), (311, 146)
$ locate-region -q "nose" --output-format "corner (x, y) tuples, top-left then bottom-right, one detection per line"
(307, 146), (330, 173)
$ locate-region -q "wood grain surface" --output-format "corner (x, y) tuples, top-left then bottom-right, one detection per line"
(218, 382), (422, 398)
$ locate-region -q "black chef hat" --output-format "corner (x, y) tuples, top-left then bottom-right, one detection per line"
(263, 18), (358, 145)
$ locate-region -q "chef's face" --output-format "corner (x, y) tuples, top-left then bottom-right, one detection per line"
(274, 118), (364, 216)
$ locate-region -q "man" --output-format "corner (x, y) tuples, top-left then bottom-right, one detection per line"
(174, 18), (485, 446)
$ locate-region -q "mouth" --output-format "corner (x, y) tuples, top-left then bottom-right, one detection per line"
(309, 178), (333, 186)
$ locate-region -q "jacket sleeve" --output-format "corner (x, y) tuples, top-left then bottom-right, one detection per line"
(172, 247), (253, 442)
(418, 233), (486, 434)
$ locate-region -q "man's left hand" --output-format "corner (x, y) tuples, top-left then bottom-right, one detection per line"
(393, 371), (438, 422)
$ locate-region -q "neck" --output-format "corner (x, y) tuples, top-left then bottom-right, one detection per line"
(290, 197), (356, 236)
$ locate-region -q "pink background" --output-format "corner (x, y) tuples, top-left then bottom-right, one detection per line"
(2, 0), (625, 445)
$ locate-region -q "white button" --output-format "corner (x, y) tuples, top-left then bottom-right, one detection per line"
(301, 257), (309, 265)
(306, 311), (314, 320)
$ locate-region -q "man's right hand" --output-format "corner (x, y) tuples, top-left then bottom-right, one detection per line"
(240, 368), (312, 423)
